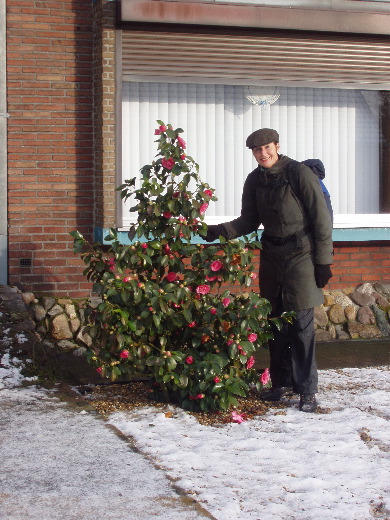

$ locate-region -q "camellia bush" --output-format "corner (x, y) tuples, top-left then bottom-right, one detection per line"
(71, 121), (292, 412)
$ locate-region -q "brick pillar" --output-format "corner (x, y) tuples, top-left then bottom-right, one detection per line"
(92, 0), (117, 228)
(7, 0), (94, 296)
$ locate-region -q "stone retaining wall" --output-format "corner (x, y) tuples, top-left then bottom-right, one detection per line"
(17, 282), (390, 354)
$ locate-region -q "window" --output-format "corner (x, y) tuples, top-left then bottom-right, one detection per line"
(120, 81), (390, 229)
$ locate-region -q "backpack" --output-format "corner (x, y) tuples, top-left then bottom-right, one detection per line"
(287, 159), (333, 225)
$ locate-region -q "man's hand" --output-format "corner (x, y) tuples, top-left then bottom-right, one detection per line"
(205, 224), (227, 242)
(314, 264), (333, 288)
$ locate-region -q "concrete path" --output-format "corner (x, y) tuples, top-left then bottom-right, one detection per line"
(0, 383), (214, 520)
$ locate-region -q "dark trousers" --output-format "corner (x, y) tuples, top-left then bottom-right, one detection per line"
(268, 293), (318, 395)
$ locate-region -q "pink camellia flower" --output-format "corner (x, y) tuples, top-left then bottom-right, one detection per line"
(188, 321), (197, 328)
(260, 368), (271, 385)
(154, 124), (167, 135)
(196, 393), (204, 399)
(180, 154), (186, 160)
(248, 333), (258, 343)
(213, 376), (221, 384)
(246, 356), (255, 369)
(250, 272), (258, 279)
(120, 350), (129, 359)
(238, 345), (247, 356)
(203, 189), (213, 197)
(162, 157), (175, 170)
(166, 271), (177, 282)
(177, 136), (186, 149)
(164, 244), (171, 253)
(185, 356), (194, 364)
(141, 243), (148, 249)
(231, 411), (247, 424)
(205, 275), (217, 282)
(222, 297), (231, 307)
(199, 202), (209, 215)
(96, 367), (103, 374)
(210, 307), (217, 315)
(227, 339), (234, 346)
(210, 260), (223, 272)
(163, 210), (172, 219)
(123, 276), (131, 283)
(107, 258), (115, 271)
(196, 284), (211, 295)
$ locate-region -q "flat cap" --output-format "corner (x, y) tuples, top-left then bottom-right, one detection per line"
(246, 128), (279, 149)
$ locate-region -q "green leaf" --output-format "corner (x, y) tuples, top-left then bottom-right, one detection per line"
(166, 357), (177, 371)
(183, 308), (192, 322)
(128, 321), (137, 332)
(228, 343), (237, 359)
(166, 129), (176, 139)
(179, 374), (188, 387)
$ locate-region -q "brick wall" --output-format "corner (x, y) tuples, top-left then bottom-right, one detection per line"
(6, 1), (390, 299)
(223, 243), (390, 295)
(6, 0), (109, 297)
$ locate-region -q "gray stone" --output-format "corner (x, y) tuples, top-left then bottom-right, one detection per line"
(48, 304), (65, 317)
(42, 339), (56, 349)
(79, 308), (86, 325)
(370, 304), (390, 336)
(314, 305), (328, 328)
(350, 291), (375, 307)
(355, 283), (375, 294)
(21, 292), (35, 305)
(315, 329), (332, 341)
(348, 322), (381, 339)
(57, 339), (78, 351)
(70, 318), (81, 333)
(335, 325), (350, 340)
(328, 323), (336, 339)
(58, 298), (73, 305)
(328, 303), (346, 324)
(65, 303), (77, 320)
(357, 306), (376, 325)
(344, 305), (357, 322)
(34, 304), (47, 322)
(76, 328), (93, 347)
(89, 297), (102, 309)
(73, 346), (87, 357)
(372, 291), (390, 310)
(51, 314), (73, 340)
(374, 283), (390, 297)
(42, 296), (56, 311)
(330, 291), (354, 308)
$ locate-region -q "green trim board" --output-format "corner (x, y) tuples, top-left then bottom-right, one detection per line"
(94, 227), (390, 245)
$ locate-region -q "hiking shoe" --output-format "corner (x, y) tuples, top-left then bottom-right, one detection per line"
(299, 394), (318, 413)
(261, 386), (293, 402)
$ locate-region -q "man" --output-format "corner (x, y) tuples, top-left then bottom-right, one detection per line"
(205, 128), (333, 413)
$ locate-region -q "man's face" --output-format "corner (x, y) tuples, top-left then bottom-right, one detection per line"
(252, 142), (280, 169)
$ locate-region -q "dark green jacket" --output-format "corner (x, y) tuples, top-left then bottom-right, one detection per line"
(221, 155), (333, 311)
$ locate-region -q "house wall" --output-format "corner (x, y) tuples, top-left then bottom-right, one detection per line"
(5, 0), (390, 298)
(218, 244), (390, 295)
(6, 0), (117, 297)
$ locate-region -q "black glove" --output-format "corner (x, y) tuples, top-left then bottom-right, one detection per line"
(314, 264), (333, 288)
(205, 224), (227, 242)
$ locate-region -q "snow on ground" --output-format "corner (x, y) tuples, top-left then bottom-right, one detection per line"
(0, 341), (389, 520)
(109, 366), (390, 520)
